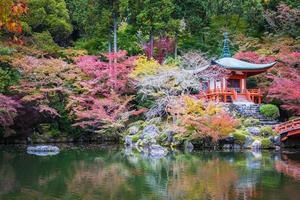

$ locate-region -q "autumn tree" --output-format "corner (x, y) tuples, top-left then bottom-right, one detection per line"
(0, 0), (27, 43)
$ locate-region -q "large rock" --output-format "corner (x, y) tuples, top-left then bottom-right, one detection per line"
(27, 145), (60, 156)
(270, 136), (281, 146)
(166, 130), (174, 143)
(149, 144), (167, 158)
(125, 135), (133, 147)
(184, 141), (194, 152)
(247, 127), (260, 136)
(224, 136), (235, 143)
(128, 126), (139, 135)
(243, 136), (254, 148)
(251, 140), (261, 149)
(140, 125), (159, 140)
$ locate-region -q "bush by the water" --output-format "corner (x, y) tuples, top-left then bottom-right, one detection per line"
(260, 104), (279, 120)
(232, 130), (248, 145)
(261, 138), (274, 149)
(260, 126), (275, 137)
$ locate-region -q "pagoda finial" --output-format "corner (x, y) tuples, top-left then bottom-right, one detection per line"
(221, 32), (231, 58)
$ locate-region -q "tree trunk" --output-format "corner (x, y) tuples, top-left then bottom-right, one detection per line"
(174, 32), (178, 58)
(113, 14), (118, 54)
(108, 33), (112, 53)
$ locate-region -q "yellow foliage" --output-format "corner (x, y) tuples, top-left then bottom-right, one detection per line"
(167, 95), (238, 140)
(130, 56), (160, 78)
(183, 95), (205, 115)
(130, 56), (177, 79)
(206, 101), (222, 116)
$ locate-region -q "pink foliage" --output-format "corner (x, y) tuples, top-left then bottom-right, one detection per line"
(0, 94), (22, 128)
(68, 93), (133, 128)
(234, 50), (300, 115)
(76, 51), (136, 95)
(38, 105), (61, 117)
(143, 37), (175, 64)
(268, 71), (300, 115)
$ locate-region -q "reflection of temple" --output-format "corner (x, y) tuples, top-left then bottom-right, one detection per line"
(204, 33), (276, 104)
(275, 153), (300, 180)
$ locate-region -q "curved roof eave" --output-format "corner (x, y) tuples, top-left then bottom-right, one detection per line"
(212, 57), (277, 71)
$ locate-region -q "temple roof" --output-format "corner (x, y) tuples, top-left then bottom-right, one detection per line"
(212, 57), (276, 71)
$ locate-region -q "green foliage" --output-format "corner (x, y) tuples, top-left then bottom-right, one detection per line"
(32, 31), (60, 54)
(0, 62), (20, 94)
(48, 93), (80, 137)
(243, 117), (260, 127)
(131, 134), (140, 143)
(117, 23), (142, 55)
(232, 129), (248, 144)
(74, 37), (106, 54)
(0, 46), (15, 55)
(246, 77), (258, 89)
(260, 104), (280, 119)
(47, 128), (60, 138)
(261, 138), (273, 149)
(260, 126), (275, 137)
(24, 0), (73, 45)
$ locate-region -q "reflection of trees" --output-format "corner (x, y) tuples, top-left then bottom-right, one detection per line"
(167, 158), (238, 200)
(0, 152), (17, 198)
(0, 164), (16, 197)
(275, 154), (300, 180)
(67, 161), (131, 200)
(1, 147), (300, 200)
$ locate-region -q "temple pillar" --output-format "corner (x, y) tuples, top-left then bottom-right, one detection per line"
(223, 78), (226, 90)
(209, 79), (215, 90)
(241, 78), (245, 93)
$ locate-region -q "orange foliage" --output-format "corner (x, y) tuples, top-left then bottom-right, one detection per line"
(0, 0), (27, 44)
(167, 95), (238, 141)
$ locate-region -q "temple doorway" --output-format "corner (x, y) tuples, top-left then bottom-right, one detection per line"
(228, 79), (240, 93)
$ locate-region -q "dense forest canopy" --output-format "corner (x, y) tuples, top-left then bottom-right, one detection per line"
(1, 0), (299, 55)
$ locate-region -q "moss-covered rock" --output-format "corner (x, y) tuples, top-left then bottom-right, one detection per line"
(261, 138), (275, 149)
(243, 117), (260, 127)
(232, 130), (248, 145)
(260, 126), (276, 137)
(131, 134), (141, 143)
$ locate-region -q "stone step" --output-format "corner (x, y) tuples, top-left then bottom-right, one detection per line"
(260, 121), (279, 126)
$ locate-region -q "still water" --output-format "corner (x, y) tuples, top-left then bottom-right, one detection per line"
(0, 145), (300, 200)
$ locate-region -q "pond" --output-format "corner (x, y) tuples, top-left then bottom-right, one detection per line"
(0, 145), (300, 200)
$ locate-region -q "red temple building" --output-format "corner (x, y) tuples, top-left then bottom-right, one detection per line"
(204, 33), (276, 104)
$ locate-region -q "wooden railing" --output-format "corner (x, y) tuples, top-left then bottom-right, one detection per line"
(248, 88), (262, 104)
(245, 89), (251, 101)
(200, 88), (262, 103)
(275, 118), (300, 134)
(231, 89), (237, 101)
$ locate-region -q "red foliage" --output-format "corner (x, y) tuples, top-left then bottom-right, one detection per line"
(143, 37), (175, 64)
(267, 70), (300, 115)
(0, 0), (28, 44)
(76, 51), (136, 95)
(235, 50), (300, 115)
(67, 93), (133, 128)
(70, 51), (138, 129)
(0, 94), (21, 128)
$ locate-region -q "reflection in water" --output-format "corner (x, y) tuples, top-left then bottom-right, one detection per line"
(275, 153), (300, 180)
(0, 147), (300, 200)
